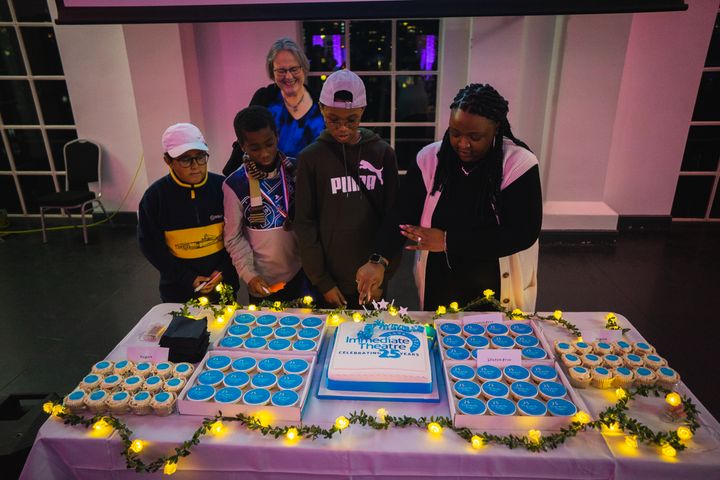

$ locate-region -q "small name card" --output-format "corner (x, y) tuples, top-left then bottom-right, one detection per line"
(582, 328), (623, 343)
(127, 345), (169, 363)
(475, 349), (521, 369)
(462, 312), (504, 323)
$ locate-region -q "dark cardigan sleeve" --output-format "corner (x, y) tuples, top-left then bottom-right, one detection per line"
(446, 164), (542, 260)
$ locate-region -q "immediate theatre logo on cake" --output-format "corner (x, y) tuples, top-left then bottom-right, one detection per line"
(340, 320), (424, 359)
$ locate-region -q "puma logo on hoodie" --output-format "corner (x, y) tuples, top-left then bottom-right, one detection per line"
(330, 159), (384, 194)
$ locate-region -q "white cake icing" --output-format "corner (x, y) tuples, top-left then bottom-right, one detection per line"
(327, 320), (432, 393)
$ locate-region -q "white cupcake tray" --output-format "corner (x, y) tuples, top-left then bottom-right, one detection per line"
(212, 309), (327, 356)
(176, 350), (316, 422)
(443, 360), (592, 430)
(434, 317), (556, 363)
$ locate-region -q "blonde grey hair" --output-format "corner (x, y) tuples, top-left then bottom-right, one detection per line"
(265, 37), (310, 80)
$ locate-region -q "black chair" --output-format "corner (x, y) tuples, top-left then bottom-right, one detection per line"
(37, 139), (112, 244)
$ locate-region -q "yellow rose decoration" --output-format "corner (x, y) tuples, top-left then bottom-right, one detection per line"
(483, 289), (495, 298)
(449, 302), (459, 312)
(553, 310), (562, 320)
(511, 308), (523, 319)
(436, 305), (447, 315)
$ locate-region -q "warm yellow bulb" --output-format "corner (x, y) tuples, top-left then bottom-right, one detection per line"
(449, 301), (459, 311)
(248, 304), (257, 311)
(528, 429), (542, 443)
(285, 427), (298, 441)
(666, 392), (681, 407)
(198, 297), (209, 306)
(677, 426), (693, 441)
(352, 312), (364, 323)
(130, 439), (144, 453)
(661, 443), (677, 457)
(376, 408), (388, 422)
(574, 411), (591, 424)
(51, 405), (65, 416)
(273, 301), (282, 309)
(606, 312), (616, 320)
(388, 306), (398, 316)
(625, 435), (638, 449)
(215, 283), (224, 292)
(329, 314), (341, 326)
(436, 306), (446, 315)
(93, 419), (110, 431)
(471, 435), (484, 449)
(302, 295), (314, 305)
(427, 422), (442, 435)
(335, 416), (349, 430)
(225, 305), (236, 316)
(615, 388), (627, 400)
(577, 336), (584, 343)
(553, 310), (563, 320)
(607, 422), (621, 432)
(210, 421), (224, 435)
(43, 402), (54, 414)
(163, 461), (177, 475)
(215, 315), (225, 324)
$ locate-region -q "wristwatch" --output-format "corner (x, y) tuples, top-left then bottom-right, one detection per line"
(369, 253), (389, 269)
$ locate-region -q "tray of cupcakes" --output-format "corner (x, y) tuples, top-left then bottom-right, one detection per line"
(434, 314), (555, 364)
(61, 359), (195, 417)
(212, 310), (327, 355)
(443, 360), (591, 429)
(176, 350), (316, 421)
(554, 338), (681, 391)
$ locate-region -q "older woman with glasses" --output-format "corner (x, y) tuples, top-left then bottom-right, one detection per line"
(223, 37), (325, 176)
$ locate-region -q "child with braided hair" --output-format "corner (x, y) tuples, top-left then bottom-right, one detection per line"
(356, 83), (542, 311)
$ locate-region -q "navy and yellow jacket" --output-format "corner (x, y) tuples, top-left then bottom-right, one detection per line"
(138, 170), (239, 302)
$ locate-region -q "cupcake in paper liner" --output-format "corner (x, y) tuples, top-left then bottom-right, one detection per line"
(593, 342), (614, 356)
(656, 367), (680, 389)
(91, 360), (114, 376)
(85, 389), (109, 414)
(623, 353), (644, 368)
(580, 354), (603, 368)
(603, 354), (623, 368)
(568, 366), (591, 389)
(63, 390), (87, 414)
(554, 341), (575, 356)
(113, 360), (134, 376)
(572, 341), (593, 355)
(632, 341), (655, 356)
(633, 367), (657, 386)
(561, 353), (582, 368)
(150, 391), (176, 416)
(612, 367), (635, 388)
(130, 391), (153, 415)
(107, 391), (131, 415)
(173, 362), (194, 378)
(163, 377), (186, 394)
(79, 373), (103, 392)
(613, 340), (633, 354)
(154, 362), (175, 379)
(134, 362), (155, 378)
(643, 354), (667, 370)
(143, 375), (164, 393)
(100, 374), (123, 391)
(590, 367), (614, 389)
(122, 375), (144, 394)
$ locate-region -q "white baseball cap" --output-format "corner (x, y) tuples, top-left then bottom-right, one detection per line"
(162, 123), (209, 158)
(319, 70), (367, 109)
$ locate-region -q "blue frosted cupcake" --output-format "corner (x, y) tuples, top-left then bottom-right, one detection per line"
(154, 362), (174, 378)
(453, 380), (481, 398)
(134, 361), (154, 377)
(486, 322), (510, 337)
(251, 326), (274, 339)
(491, 335), (515, 349)
(163, 377), (186, 394)
(231, 357), (257, 373)
(590, 367), (614, 389)
(487, 397), (516, 416)
(510, 381), (538, 400)
(614, 340), (633, 354)
(91, 360), (114, 376)
(218, 336), (244, 349)
(215, 387), (243, 405)
(466, 335), (489, 349)
(449, 364), (475, 381)
(530, 365), (558, 383)
(143, 375), (164, 393)
(301, 317), (323, 328)
(271, 389), (299, 407)
(476, 365), (503, 382)
(445, 347), (470, 360)
(233, 313), (256, 326)
(515, 335), (539, 348)
(186, 384), (215, 402)
(509, 322), (533, 337)
(152, 391), (176, 416)
(554, 341), (575, 356)
(503, 365), (530, 383)
(243, 388), (271, 406)
(79, 373), (103, 391)
(224, 371), (250, 389)
(279, 315), (301, 327)
(114, 360), (134, 376)
(297, 327), (321, 340)
(206, 355), (232, 371)
(101, 374), (123, 390)
(258, 358), (283, 374)
(63, 390), (87, 414)
(439, 322), (462, 336)
(283, 358), (310, 375)
(256, 314), (278, 328)
(462, 323), (486, 337)
(538, 381), (567, 400)
(633, 341), (655, 355)
(573, 341), (593, 354)
(292, 339), (316, 352)
(197, 369), (225, 387)
(244, 337), (268, 350)
(442, 335), (466, 349)
(277, 374), (304, 391)
(547, 398), (577, 417)
(274, 326), (298, 340)
(228, 324), (251, 337)
(251, 372), (278, 389)
(481, 381), (510, 399)
(173, 363), (194, 378)
(517, 398), (548, 417)
(634, 367), (657, 386)
(656, 366), (680, 388)
(521, 347), (547, 360)
(561, 353), (582, 368)
(268, 338), (292, 351)
(122, 375), (144, 393)
(129, 391), (153, 415)
(457, 397), (486, 415)
(85, 389), (109, 413)
(107, 390), (131, 415)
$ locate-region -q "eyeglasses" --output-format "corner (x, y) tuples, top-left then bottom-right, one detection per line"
(175, 152), (209, 167)
(325, 118), (361, 129)
(273, 66), (302, 77)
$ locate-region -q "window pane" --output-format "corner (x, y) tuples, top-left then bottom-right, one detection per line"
(710, 182), (720, 218)
(0, 1), (11, 22)
(0, 136), (9, 170)
(303, 21), (346, 72)
(47, 129), (77, 171)
(0, 174), (22, 213)
(18, 174), (56, 213)
(367, 126), (390, 144)
(396, 75), (437, 122)
(0, 80), (38, 124)
(692, 72), (720, 121)
(7, 128), (49, 171)
(362, 75), (390, 122)
(21, 27), (64, 75)
(350, 20), (391, 71)
(11, 0), (51, 22)
(396, 20), (439, 71)
(35, 80), (74, 125)
(395, 126), (435, 171)
(705, 14), (719, 68)
(0, 26), (26, 75)
(671, 175), (714, 218)
(681, 126), (720, 172)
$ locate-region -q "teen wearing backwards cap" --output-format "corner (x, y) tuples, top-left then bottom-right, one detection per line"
(138, 123), (239, 303)
(294, 70), (399, 308)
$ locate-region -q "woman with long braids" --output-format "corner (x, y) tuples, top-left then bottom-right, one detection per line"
(356, 83), (542, 311)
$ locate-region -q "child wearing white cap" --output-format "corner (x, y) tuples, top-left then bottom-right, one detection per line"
(294, 70), (399, 308)
(138, 123), (239, 302)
